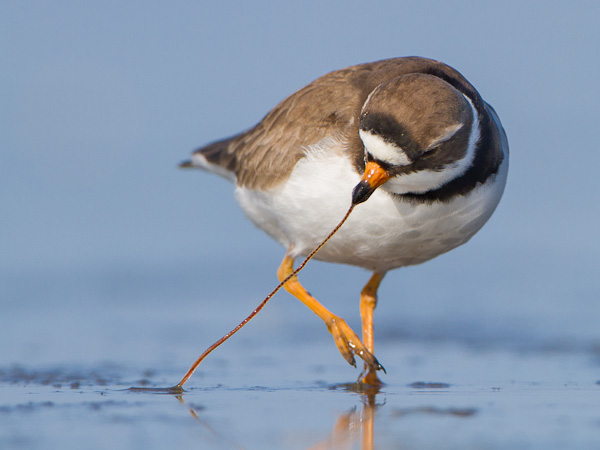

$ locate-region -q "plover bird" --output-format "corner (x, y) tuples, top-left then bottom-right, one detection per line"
(182, 57), (508, 385)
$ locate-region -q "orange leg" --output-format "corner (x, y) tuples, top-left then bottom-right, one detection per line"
(277, 253), (384, 372)
(360, 272), (386, 385)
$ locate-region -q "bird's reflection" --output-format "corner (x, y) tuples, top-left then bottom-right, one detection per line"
(172, 381), (382, 450)
(130, 381), (478, 450)
(309, 382), (382, 450)
(144, 380), (476, 449)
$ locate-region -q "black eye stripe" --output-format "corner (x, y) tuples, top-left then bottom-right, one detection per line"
(365, 152), (396, 172)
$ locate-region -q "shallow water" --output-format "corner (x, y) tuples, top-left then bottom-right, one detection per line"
(3, 255), (600, 449)
(3, 270), (600, 450)
(3, 343), (600, 450)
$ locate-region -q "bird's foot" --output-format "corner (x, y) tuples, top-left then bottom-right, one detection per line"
(326, 317), (385, 374)
(359, 365), (384, 387)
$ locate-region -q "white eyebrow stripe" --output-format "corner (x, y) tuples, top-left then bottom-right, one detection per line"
(359, 129), (411, 166)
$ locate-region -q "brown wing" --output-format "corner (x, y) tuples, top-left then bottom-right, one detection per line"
(192, 57), (485, 191)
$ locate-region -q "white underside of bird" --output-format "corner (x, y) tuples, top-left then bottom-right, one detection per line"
(234, 108), (508, 272)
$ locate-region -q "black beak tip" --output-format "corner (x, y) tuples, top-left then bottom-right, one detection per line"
(352, 181), (375, 205)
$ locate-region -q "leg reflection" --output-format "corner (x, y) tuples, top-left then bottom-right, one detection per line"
(309, 385), (381, 450)
(176, 395), (245, 450)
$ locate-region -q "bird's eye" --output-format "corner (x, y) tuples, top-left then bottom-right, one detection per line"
(422, 146), (440, 158)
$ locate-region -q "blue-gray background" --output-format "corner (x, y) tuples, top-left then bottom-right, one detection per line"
(2, 1), (599, 370)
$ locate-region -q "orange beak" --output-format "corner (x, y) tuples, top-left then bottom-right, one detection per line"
(351, 160), (392, 205)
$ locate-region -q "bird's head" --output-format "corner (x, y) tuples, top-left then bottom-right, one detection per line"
(352, 73), (478, 205)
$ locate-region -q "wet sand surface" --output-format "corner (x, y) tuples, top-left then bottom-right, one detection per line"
(3, 324), (600, 449)
(3, 257), (600, 449)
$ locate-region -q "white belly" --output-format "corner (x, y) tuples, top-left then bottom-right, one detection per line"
(236, 145), (508, 273)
